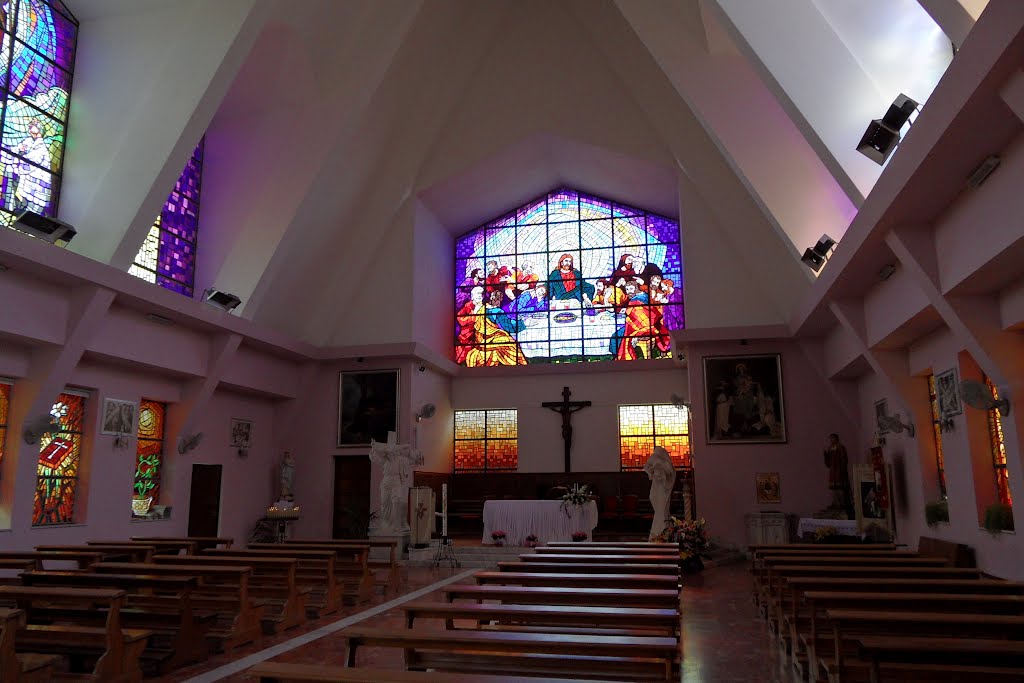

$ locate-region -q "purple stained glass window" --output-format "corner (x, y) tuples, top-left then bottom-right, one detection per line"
(454, 188), (684, 366)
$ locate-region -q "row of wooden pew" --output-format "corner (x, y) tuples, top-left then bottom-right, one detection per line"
(751, 540), (1024, 682)
(0, 535), (400, 681)
(250, 540), (685, 682)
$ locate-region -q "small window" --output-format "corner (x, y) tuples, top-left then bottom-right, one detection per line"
(984, 376), (1012, 506)
(34, 392), (86, 525)
(0, 382), (10, 472)
(618, 403), (691, 471)
(133, 399), (166, 513)
(454, 409), (518, 472)
(926, 373), (947, 499)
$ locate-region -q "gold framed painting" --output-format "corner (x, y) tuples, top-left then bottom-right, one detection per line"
(755, 472), (781, 504)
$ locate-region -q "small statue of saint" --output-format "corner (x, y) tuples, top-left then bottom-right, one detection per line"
(643, 446), (676, 540)
(823, 433), (852, 514)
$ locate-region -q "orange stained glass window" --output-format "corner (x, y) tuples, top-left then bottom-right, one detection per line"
(985, 376), (1013, 506)
(454, 409), (518, 472)
(618, 403), (691, 470)
(34, 392), (86, 526)
(0, 383), (10, 471)
(134, 400), (166, 510)
(927, 374), (947, 499)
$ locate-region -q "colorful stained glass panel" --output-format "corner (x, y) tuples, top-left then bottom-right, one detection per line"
(618, 404), (691, 470)
(986, 376), (1012, 506)
(454, 409), (518, 472)
(0, 383), (9, 470)
(134, 400), (165, 508)
(927, 374), (947, 499)
(34, 391), (84, 525)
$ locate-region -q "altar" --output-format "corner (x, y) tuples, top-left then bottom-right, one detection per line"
(482, 499), (598, 546)
(797, 517), (861, 540)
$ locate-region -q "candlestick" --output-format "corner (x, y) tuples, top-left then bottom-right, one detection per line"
(442, 483), (448, 537)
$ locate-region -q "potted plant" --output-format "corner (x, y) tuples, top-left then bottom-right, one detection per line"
(525, 534), (539, 548)
(491, 530), (507, 546)
(560, 484), (593, 517)
(132, 478), (155, 516)
(924, 499), (949, 527)
(654, 517), (710, 573)
(983, 503), (1015, 534)
(571, 531), (588, 542)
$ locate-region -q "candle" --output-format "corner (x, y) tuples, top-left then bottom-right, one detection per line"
(442, 483), (448, 537)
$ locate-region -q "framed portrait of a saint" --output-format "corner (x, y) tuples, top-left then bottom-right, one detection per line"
(101, 398), (137, 436)
(703, 354), (786, 444)
(852, 463), (894, 536)
(935, 368), (962, 417)
(338, 369), (400, 447)
(755, 472), (781, 504)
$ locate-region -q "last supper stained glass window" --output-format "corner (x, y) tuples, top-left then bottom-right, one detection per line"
(0, 1), (78, 229)
(454, 188), (682, 365)
(34, 391), (85, 525)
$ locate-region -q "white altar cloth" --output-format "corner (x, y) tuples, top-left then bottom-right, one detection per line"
(482, 499), (598, 546)
(797, 517), (861, 538)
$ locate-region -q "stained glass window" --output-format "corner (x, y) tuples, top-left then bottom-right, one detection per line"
(984, 376), (1012, 506)
(454, 188), (682, 366)
(454, 409), (518, 472)
(129, 138), (204, 296)
(927, 374), (947, 499)
(133, 399), (165, 512)
(34, 391), (85, 525)
(618, 404), (691, 470)
(0, 382), (10, 471)
(0, 1), (78, 229)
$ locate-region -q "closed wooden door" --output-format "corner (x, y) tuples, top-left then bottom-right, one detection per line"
(187, 464), (222, 537)
(333, 455), (371, 538)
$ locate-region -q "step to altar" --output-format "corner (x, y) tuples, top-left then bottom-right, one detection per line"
(406, 543), (537, 568)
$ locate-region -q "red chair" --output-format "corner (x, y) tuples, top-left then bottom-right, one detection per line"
(621, 494), (639, 519)
(600, 495), (619, 520)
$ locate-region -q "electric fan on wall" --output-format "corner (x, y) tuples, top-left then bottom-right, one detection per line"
(960, 379), (1010, 416)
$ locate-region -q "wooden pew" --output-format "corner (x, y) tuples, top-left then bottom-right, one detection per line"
(519, 553), (680, 564)
(749, 543), (896, 553)
(248, 661), (621, 682)
(856, 635), (1024, 682)
(202, 547), (343, 616)
(20, 570), (210, 673)
(474, 571), (679, 591)
(340, 626), (679, 681)
(89, 539), (196, 556)
(0, 585), (151, 683)
(445, 585), (680, 609)
(249, 542), (372, 603)
(498, 562), (681, 577)
(36, 544), (156, 563)
(285, 539), (398, 593)
(546, 542), (673, 548)
(94, 561), (262, 652)
(0, 607), (60, 683)
(402, 601), (679, 637)
(132, 536), (233, 551)
(153, 554), (306, 633)
(0, 551), (104, 571)
(533, 546), (678, 555)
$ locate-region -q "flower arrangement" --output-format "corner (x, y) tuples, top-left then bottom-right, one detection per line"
(813, 525), (838, 542)
(654, 517), (710, 560)
(571, 531), (588, 542)
(491, 530), (507, 546)
(560, 483), (593, 516)
(525, 534), (539, 548)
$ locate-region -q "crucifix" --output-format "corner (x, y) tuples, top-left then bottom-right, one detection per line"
(542, 386), (592, 472)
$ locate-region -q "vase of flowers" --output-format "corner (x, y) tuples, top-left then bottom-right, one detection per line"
(571, 531), (588, 542)
(491, 530), (506, 546)
(654, 517), (710, 574)
(560, 483), (593, 517)
(525, 534), (539, 548)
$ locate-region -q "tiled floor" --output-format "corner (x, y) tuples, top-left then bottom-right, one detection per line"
(156, 563), (796, 683)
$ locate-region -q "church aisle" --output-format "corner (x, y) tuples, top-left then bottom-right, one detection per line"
(157, 562), (790, 683)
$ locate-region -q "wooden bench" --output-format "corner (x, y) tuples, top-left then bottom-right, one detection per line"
(520, 553), (680, 564)
(94, 561), (262, 652)
(132, 536), (233, 551)
(248, 661), (622, 682)
(0, 585), (151, 683)
(0, 607), (60, 683)
(249, 542), (372, 603)
(533, 546), (678, 555)
(445, 584), (680, 609)
(474, 571), (679, 591)
(546, 542), (673, 548)
(0, 551), (104, 571)
(154, 554), (306, 633)
(285, 539), (398, 593)
(856, 635), (1024, 682)
(89, 539), (196, 556)
(19, 570), (210, 673)
(917, 536), (976, 568)
(402, 601), (679, 637)
(340, 626), (679, 681)
(36, 544), (156, 563)
(498, 562), (681, 576)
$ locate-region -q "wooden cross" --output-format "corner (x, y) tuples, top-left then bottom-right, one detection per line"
(541, 386), (592, 472)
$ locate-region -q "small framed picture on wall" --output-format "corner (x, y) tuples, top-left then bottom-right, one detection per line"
(101, 398), (137, 436)
(755, 472), (781, 504)
(230, 418), (253, 448)
(935, 368), (962, 417)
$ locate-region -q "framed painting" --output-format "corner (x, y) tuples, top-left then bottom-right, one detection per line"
(755, 472), (781, 504)
(338, 369), (400, 447)
(935, 368), (961, 417)
(874, 399), (889, 433)
(230, 418), (253, 448)
(703, 354), (785, 444)
(852, 463), (894, 537)
(101, 398), (137, 436)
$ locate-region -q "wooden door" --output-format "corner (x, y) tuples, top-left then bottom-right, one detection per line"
(187, 464), (222, 537)
(333, 455), (371, 538)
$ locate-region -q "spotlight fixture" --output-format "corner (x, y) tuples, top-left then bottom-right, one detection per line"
(878, 263), (897, 281)
(202, 288), (242, 312)
(418, 365), (426, 373)
(857, 93), (920, 165)
(13, 210), (76, 247)
(801, 234), (837, 273)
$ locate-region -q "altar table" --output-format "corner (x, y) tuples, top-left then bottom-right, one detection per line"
(797, 517), (861, 539)
(482, 499), (598, 546)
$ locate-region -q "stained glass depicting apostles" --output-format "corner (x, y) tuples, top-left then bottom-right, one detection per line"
(34, 391), (85, 525)
(454, 189), (683, 365)
(0, 0), (78, 227)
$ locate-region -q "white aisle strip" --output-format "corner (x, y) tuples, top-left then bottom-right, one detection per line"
(184, 567), (477, 683)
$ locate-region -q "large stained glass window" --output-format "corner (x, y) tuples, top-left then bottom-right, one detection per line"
(926, 374), (947, 499)
(0, 382), (10, 471)
(454, 409), (518, 472)
(984, 376), (1012, 506)
(133, 399), (165, 513)
(454, 188), (682, 366)
(0, 1), (78, 228)
(34, 391), (85, 525)
(129, 138), (204, 296)
(618, 404), (691, 470)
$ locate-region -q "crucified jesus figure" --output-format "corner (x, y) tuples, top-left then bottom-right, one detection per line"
(542, 386), (592, 472)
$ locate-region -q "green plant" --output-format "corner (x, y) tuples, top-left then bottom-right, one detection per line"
(983, 503), (1015, 534)
(924, 500), (949, 527)
(654, 517), (710, 559)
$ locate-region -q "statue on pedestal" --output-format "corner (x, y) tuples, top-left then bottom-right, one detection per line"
(823, 433), (853, 517)
(369, 432), (423, 535)
(643, 446), (676, 540)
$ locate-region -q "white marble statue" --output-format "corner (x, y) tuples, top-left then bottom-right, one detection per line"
(643, 446), (676, 540)
(369, 432), (423, 535)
